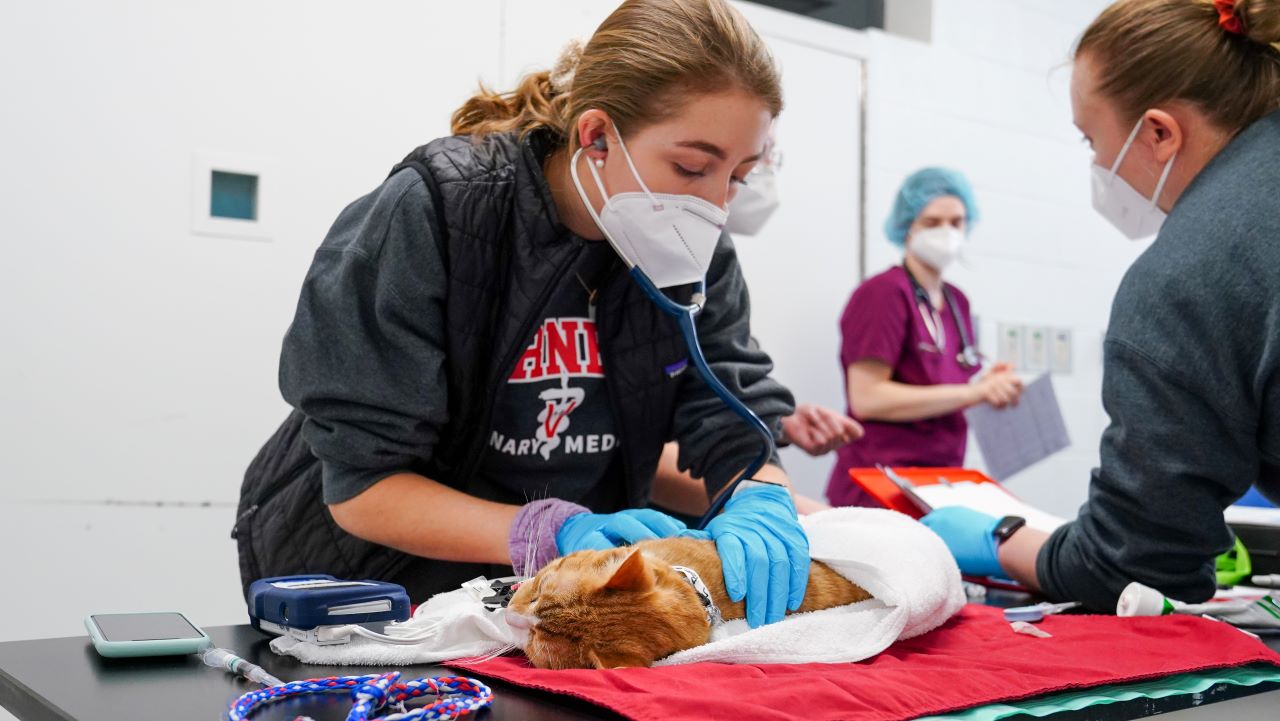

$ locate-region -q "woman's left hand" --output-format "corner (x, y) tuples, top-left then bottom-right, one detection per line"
(919, 506), (1003, 577)
(780, 404), (864, 456)
(683, 483), (810, 627)
(556, 508), (687, 554)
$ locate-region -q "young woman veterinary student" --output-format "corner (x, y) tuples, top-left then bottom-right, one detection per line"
(236, 0), (812, 629)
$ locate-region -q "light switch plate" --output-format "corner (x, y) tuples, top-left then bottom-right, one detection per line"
(1023, 326), (1049, 373)
(997, 323), (1022, 369)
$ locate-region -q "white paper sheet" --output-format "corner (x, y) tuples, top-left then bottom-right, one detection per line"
(965, 373), (1070, 481)
(914, 480), (1068, 533)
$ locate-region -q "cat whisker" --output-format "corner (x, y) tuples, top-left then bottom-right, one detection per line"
(523, 503), (552, 576)
(454, 643), (519, 665)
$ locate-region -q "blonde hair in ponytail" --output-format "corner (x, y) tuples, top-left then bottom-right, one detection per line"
(450, 0), (782, 144)
(1075, 0), (1280, 133)
(448, 41), (580, 141)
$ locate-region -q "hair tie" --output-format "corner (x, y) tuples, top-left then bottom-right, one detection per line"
(549, 39), (585, 94)
(1213, 0), (1247, 36)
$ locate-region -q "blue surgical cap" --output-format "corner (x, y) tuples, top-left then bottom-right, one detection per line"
(883, 167), (980, 247)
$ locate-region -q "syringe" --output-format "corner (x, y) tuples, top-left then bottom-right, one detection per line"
(199, 647), (284, 687)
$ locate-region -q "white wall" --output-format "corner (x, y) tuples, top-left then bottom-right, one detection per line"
(2, 0), (500, 506)
(0, 0), (1132, 668)
(0, 0), (503, 653)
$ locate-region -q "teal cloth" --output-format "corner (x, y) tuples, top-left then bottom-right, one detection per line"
(918, 663), (1280, 720)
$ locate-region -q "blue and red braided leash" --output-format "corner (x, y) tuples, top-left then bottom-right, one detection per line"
(228, 671), (493, 721)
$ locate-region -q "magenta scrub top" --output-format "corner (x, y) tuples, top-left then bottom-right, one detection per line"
(826, 266), (980, 507)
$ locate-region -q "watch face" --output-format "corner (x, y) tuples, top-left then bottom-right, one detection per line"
(994, 515), (1027, 541)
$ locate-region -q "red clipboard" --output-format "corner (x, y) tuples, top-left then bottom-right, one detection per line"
(849, 466), (1010, 519)
(849, 466), (1031, 592)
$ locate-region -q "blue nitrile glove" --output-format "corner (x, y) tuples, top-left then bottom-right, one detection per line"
(681, 483), (809, 628)
(556, 508), (688, 554)
(920, 506), (1004, 577)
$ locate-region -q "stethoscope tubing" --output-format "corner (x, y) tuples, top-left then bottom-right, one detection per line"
(903, 264), (981, 369)
(626, 268), (777, 530)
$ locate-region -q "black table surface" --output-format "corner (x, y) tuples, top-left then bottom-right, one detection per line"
(2, 599), (1279, 721)
(0, 624), (618, 721)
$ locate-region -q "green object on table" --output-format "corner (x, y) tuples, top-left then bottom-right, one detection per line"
(1217, 536), (1253, 587)
(917, 664), (1280, 721)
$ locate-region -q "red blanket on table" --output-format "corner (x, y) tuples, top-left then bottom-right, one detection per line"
(449, 604), (1280, 721)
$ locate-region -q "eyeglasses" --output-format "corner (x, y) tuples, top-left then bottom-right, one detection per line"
(747, 146), (783, 178)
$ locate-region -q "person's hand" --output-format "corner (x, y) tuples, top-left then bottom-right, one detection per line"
(780, 404), (864, 456)
(919, 506), (1003, 577)
(971, 364), (1024, 409)
(682, 483), (809, 628)
(556, 508), (687, 554)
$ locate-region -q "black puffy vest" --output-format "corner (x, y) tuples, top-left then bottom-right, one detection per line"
(233, 132), (691, 598)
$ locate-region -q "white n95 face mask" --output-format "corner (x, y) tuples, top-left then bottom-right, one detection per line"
(725, 169), (779, 236)
(908, 226), (965, 272)
(1091, 117), (1176, 241)
(570, 131), (727, 289)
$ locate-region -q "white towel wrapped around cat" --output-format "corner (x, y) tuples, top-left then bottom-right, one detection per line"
(269, 508), (965, 667)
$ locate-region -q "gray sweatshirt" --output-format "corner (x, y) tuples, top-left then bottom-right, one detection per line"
(280, 149), (793, 509)
(1038, 109), (1280, 611)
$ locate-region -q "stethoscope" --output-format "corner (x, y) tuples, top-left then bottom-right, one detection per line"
(902, 264), (981, 369)
(567, 142), (776, 529)
(627, 269), (778, 530)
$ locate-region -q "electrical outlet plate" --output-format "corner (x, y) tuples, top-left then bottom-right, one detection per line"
(1050, 328), (1073, 374)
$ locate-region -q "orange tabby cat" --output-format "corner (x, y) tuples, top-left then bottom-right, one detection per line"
(506, 536), (871, 669)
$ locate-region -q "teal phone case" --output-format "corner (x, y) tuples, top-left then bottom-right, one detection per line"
(84, 612), (213, 658)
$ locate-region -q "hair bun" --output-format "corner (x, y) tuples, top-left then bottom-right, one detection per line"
(550, 39), (586, 94)
(1238, 0), (1280, 47)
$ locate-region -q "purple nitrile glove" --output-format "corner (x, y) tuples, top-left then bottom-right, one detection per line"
(508, 498), (590, 576)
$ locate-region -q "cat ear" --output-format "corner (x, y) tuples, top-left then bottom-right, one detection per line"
(603, 548), (652, 592)
(587, 647), (648, 669)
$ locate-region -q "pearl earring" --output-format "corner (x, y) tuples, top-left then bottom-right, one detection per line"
(594, 158), (604, 168)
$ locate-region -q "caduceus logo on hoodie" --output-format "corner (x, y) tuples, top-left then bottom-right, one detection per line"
(493, 311), (616, 461)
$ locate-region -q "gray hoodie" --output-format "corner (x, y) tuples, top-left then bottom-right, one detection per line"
(1038, 109), (1280, 610)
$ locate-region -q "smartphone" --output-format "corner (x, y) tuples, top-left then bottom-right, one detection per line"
(84, 611), (212, 658)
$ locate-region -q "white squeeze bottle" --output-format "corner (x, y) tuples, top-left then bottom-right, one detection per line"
(1116, 581), (1280, 629)
(1116, 582), (1178, 617)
